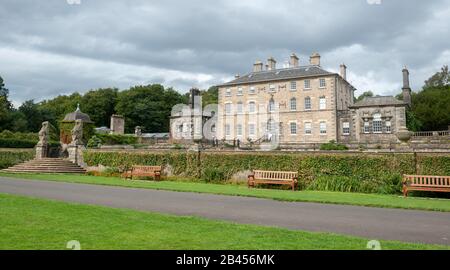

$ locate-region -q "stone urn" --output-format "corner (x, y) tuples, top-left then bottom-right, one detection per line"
(396, 126), (412, 143)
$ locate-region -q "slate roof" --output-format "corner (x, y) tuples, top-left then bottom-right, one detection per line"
(350, 96), (406, 108)
(217, 65), (335, 87)
(141, 133), (170, 139)
(63, 106), (93, 123)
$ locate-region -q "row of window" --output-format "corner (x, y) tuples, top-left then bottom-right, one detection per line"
(225, 79), (327, 97)
(224, 121), (328, 136)
(224, 97), (327, 114)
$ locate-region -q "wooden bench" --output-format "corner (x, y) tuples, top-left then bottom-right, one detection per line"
(402, 174), (450, 197)
(248, 170), (298, 191)
(122, 165), (162, 181)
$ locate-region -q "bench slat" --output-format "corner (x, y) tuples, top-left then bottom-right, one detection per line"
(403, 174), (450, 197)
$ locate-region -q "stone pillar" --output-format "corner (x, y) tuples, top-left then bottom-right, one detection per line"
(36, 121), (50, 159)
(110, 115), (125, 135)
(68, 120), (86, 168)
(68, 144), (86, 168)
(35, 145), (48, 159)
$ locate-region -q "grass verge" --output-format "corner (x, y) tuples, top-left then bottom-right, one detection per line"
(0, 193), (447, 250)
(1, 172), (450, 212)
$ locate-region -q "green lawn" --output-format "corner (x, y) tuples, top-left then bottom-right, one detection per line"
(1, 172), (450, 212)
(0, 193), (447, 250)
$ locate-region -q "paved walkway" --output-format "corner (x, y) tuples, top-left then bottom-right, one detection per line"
(1, 176), (450, 245)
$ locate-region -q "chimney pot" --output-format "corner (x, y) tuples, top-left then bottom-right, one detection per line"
(402, 67), (412, 106)
(267, 57), (277, 71)
(310, 52), (321, 66)
(253, 61), (263, 72)
(290, 53), (299, 67)
(340, 64), (347, 80)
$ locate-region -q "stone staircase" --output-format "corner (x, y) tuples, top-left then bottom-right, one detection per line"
(2, 158), (86, 174)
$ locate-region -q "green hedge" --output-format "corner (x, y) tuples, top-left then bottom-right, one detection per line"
(81, 150), (450, 194)
(0, 149), (35, 169)
(0, 130), (60, 148)
(83, 150), (198, 176)
(95, 133), (138, 146)
(0, 138), (37, 148)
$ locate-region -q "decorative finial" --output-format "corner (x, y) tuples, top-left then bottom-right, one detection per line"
(76, 103), (80, 111)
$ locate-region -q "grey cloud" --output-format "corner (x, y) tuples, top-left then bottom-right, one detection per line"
(0, 0), (449, 104)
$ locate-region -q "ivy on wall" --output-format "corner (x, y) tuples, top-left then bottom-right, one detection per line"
(82, 150), (450, 194)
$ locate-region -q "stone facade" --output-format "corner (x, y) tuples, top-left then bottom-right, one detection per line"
(216, 52), (409, 146)
(110, 114), (125, 135)
(170, 88), (216, 143)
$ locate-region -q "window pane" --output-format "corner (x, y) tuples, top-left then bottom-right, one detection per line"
(305, 97), (311, 110)
(305, 123), (312, 134)
(290, 81), (297, 91)
(237, 102), (243, 113)
(304, 80), (311, 89)
(320, 78), (326, 88)
(249, 102), (256, 113)
(319, 97), (326, 110)
(290, 98), (297, 111)
(320, 122), (327, 134)
(290, 122), (297, 134)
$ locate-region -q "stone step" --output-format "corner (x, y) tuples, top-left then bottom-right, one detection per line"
(2, 169), (85, 174)
(4, 158), (86, 174)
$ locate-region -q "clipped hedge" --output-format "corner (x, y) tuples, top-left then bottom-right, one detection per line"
(83, 150), (450, 194)
(83, 150), (199, 177)
(0, 138), (37, 148)
(0, 149), (35, 169)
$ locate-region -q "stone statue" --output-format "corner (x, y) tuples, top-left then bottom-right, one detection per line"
(37, 121), (49, 146)
(135, 126), (142, 137)
(70, 120), (84, 146)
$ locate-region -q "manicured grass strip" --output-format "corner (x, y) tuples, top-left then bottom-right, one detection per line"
(1, 172), (450, 212)
(0, 193), (447, 250)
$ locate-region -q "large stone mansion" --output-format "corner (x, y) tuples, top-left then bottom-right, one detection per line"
(215, 52), (411, 146)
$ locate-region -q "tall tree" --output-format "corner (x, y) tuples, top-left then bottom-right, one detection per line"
(355, 91), (374, 102)
(424, 65), (449, 88)
(18, 100), (45, 132)
(81, 88), (118, 127)
(38, 92), (82, 128)
(115, 84), (185, 133)
(0, 76), (13, 131)
(201, 86), (218, 107)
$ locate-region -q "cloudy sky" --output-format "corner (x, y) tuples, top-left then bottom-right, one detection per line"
(1, 0), (449, 107)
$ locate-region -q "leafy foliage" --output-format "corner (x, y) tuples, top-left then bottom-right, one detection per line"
(80, 150), (450, 195)
(410, 85), (450, 131)
(94, 133), (138, 146)
(320, 140), (348, 151)
(0, 149), (34, 169)
(115, 84), (187, 133)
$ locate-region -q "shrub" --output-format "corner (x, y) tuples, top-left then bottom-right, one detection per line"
(320, 140), (348, 151)
(87, 135), (102, 148)
(0, 149), (34, 169)
(83, 150), (450, 194)
(0, 130), (59, 148)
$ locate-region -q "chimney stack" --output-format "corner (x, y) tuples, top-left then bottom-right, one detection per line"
(267, 57), (277, 71)
(340, 64), (347, 80)
(289, 53), (299, 68)
(253, 61), (263, 72)
(402, 67), (412, 106)
(310, 52), (321, 66)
